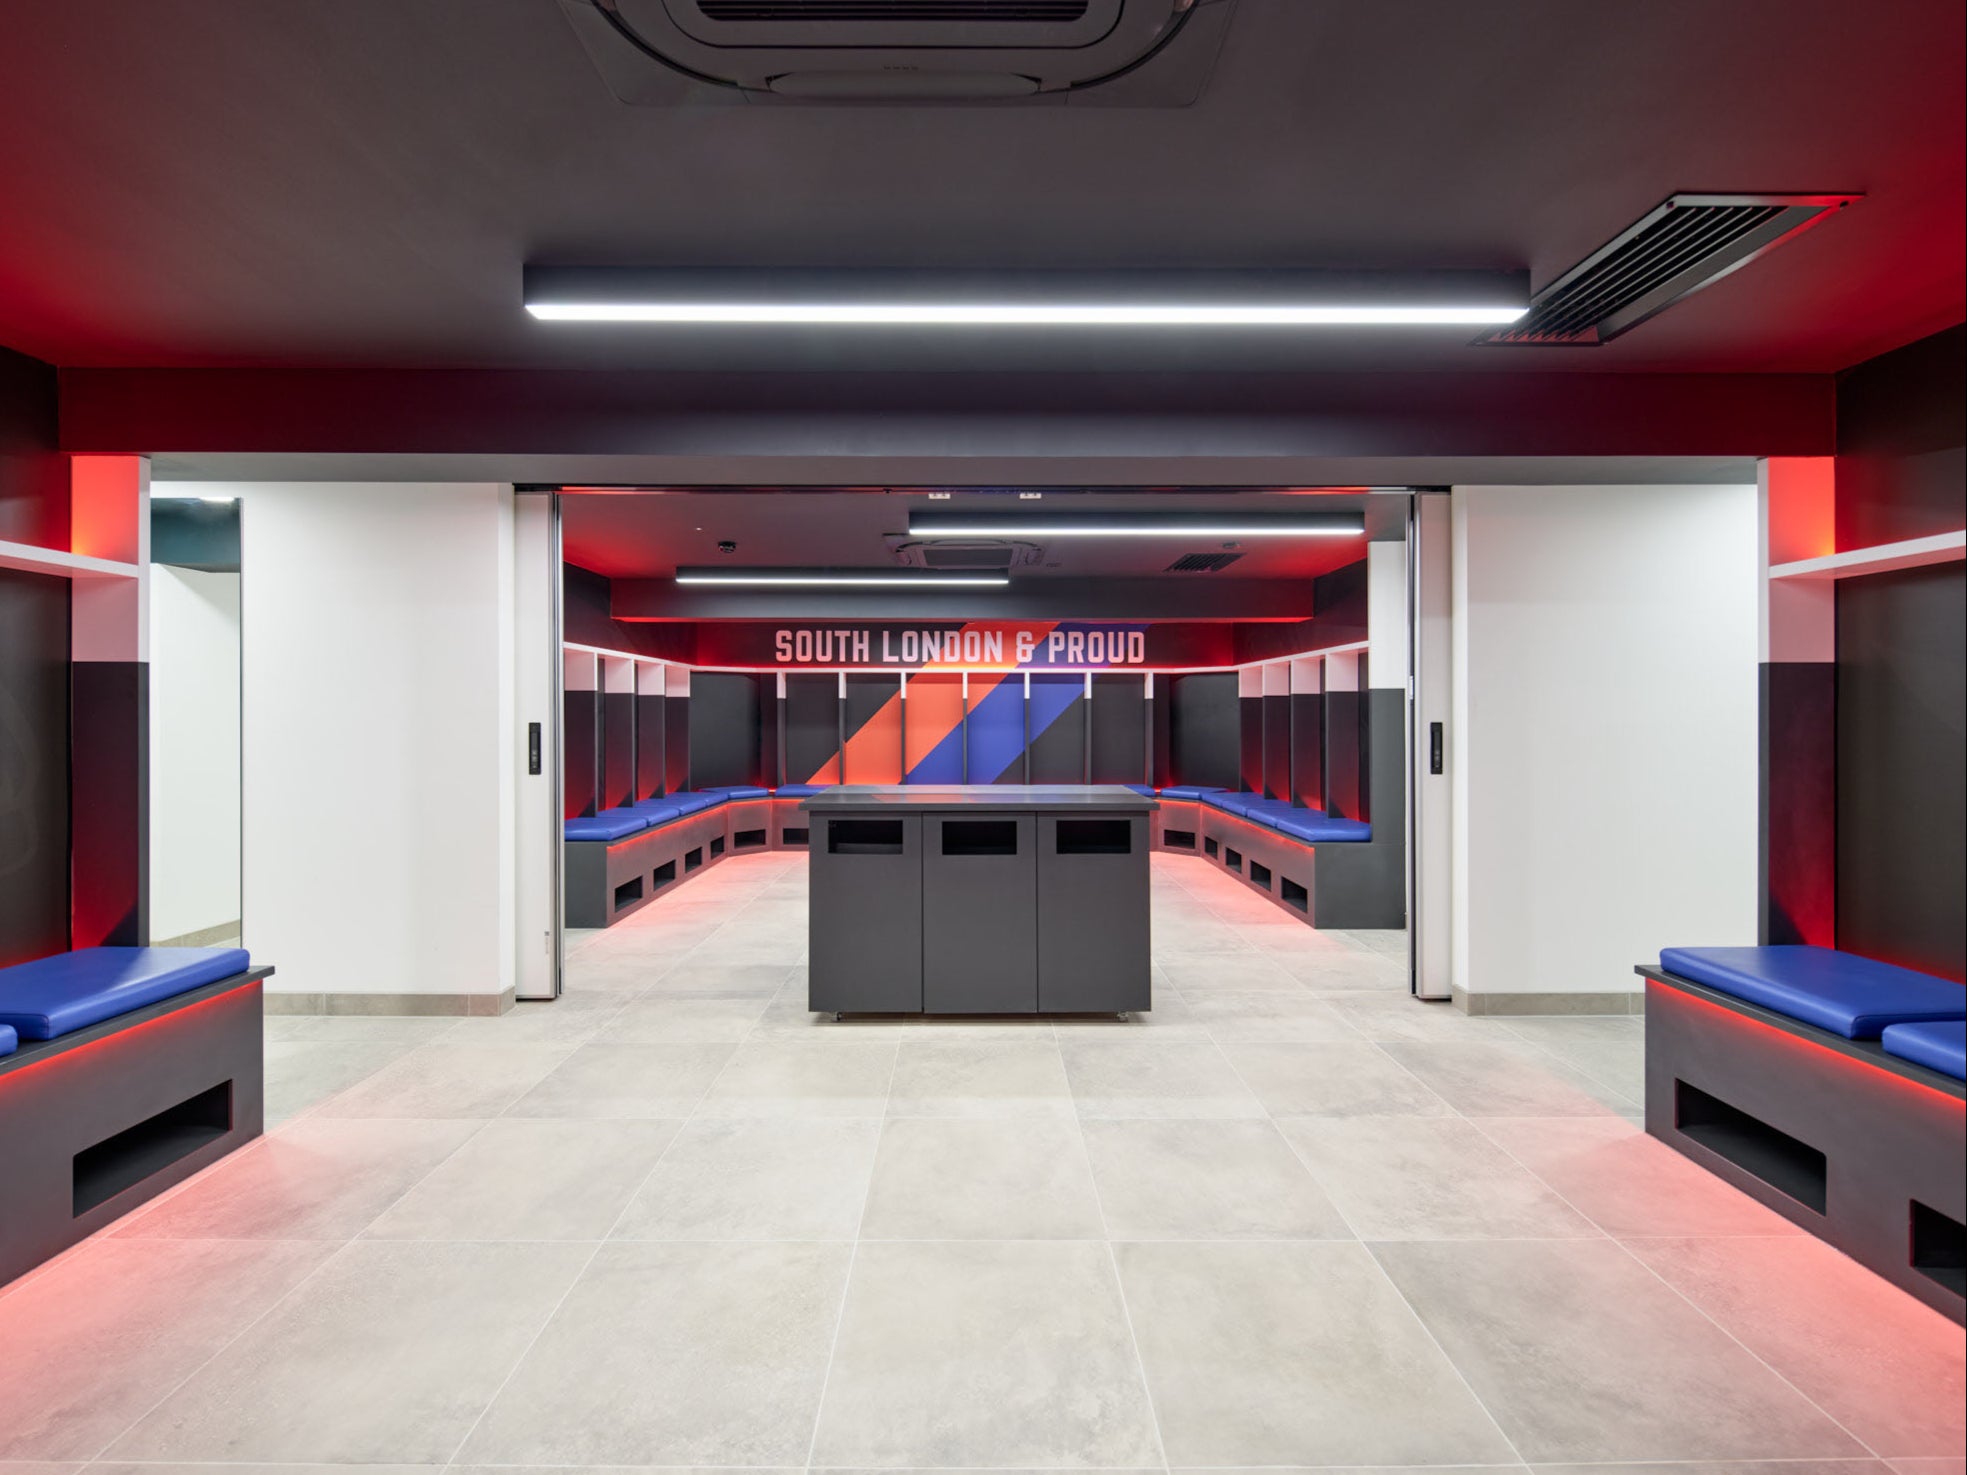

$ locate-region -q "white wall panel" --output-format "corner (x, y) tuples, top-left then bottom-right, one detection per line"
(1450, 483), (1758, 1000)
(148, 565), (241, 942)
(179, 480), (517, 1002)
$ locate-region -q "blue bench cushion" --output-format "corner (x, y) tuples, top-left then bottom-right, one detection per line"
(669, 791), (720, 816)
(0, 947), (253, 1041)
(1880, 1020), (1967, 1080)
(626, 796), (689, 825)
(0, 1023), (15, 1057)
(1124, 784), (1157, 797)
(1158, 786), (1224, 800)
(774, 784), (830, 798)
(564, 810), (650, 842)
(1269, 811), (1373, 844)
(1658, 946), (1967, 1039)
(1202, 791), (1269, 818)
(708, 786), (770, 801)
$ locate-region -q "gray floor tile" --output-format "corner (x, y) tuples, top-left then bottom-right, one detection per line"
(1474, 1116), (1805, 1238)
(886, 1038), (1074, 1117)
(1220, 1040), (1453, 1117)
(260, 1039), (422, 1125)
(1498, 1015), (1646, 1097)
(0, 1238), (333, 1461)
(612, 1116), (880, 1240)
(1152, 922), (1257, 956)
(272, 1014), (463, 1043)
(1060, 1039), (1267, 1118)
(438, 997), (626, 1045)
(504, 1042), (737, 1119)
(1373, 1238), (1867, 1462)
(696, 1039), (898, 1117)
(812, 1239), (1162, 1468)
(458, 1241), (850, 1466)
(312, 1042), (575, 1119)
(114, 1117), (478, 1241)
(1156, 952), (1303, 992)
(640, 960), (798, 997)
(606, 994), (772, 1043)
(1326, 992), (1518, 1043)
(1277, 1115), (1598, 1240)
(1272, 950), (1410, 989)
(1084, 1118), (1351, 1240)
(1531, 1463), (1883, 1475)
(106, 1240), (590, 1463)
(1115, 1239), (1515, 1466)
(1626, 1235), (1967, 1457)
(363, 1119), (680, 1240)
(861, 1117), (1106, 1239)
(1182, 989), (1364, 1042)
(1379, 1040), (1637, 1116)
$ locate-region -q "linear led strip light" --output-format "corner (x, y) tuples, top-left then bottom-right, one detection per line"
(907, 510), (1365, 539)
(676, 567), (1009, 588)
(525, 266), (1528, 328)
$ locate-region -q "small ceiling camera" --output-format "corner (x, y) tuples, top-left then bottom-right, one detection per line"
(717, 540), (738, 554)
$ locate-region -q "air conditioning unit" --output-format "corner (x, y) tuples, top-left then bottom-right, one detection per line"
(561, 0), (1237, 106)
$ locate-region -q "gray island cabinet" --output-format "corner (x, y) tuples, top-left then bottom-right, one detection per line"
(802, 786), (1155, 1015)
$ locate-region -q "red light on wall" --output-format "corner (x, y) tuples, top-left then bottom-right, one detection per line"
(69, 454), (146, 564)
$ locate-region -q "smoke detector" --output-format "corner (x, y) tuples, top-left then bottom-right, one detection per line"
(562, 0), (1237, 106)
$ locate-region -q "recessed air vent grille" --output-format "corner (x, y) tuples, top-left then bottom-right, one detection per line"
(1165, 551), (1244, 573)
(1478, 193), (1858, 346)
(698, 0), (1089, 17)
(921, 544), (1017, 570)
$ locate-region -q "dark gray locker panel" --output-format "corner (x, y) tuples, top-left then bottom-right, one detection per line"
(922, 812), (1037, 1014)
(808, 814), (923, 1013)
(1038, 813), (1151, 1012)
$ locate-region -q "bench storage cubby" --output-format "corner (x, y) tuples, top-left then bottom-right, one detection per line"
(0, 947), (269, 1288)
(565, 786), (792, 927)
(1640, 946), (1966, 1323)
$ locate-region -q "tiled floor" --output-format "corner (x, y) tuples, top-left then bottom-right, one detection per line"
(3, 851), (1962, 1474)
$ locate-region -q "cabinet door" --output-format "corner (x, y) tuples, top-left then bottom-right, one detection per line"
(922, 812), (1038, 1014)
(808, 813), (923, 1013)
(1038, 812), (1151, 1013)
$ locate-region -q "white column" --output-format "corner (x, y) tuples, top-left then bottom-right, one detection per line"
(512, 492), (557, 1000)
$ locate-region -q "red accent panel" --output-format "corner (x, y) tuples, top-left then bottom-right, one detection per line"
(904, 672), (965, 770)
(68, 453), (143, 562)
(842, 689), (903, 785)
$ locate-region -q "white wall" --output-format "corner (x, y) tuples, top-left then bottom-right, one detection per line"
(149, 565), (241, 943)
(175, 481), (520, 1002)
(1450, 484), (1759, 999)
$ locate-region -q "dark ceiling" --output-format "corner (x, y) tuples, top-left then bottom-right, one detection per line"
(2, 0), (1960, 377)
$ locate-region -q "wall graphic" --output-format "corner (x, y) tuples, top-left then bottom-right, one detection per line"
(694, 620), (1233, 670)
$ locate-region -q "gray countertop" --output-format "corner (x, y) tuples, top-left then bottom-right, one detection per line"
(798, 784), (1157, 812)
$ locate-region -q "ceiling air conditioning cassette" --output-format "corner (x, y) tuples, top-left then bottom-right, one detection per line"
(565, 0), (1236, 105)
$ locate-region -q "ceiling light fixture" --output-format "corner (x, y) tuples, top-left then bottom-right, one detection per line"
(675, 567), (1009, 588)
(524, 267), (1528, 329)
(908, 510), (1364, 539)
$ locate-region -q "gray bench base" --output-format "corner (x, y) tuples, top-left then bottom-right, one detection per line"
(565, 797), (795, 928)
(1166, 802), (1406, 930)
(1641, 967), (1966, 1325)
(0, 968), (268, 1290)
